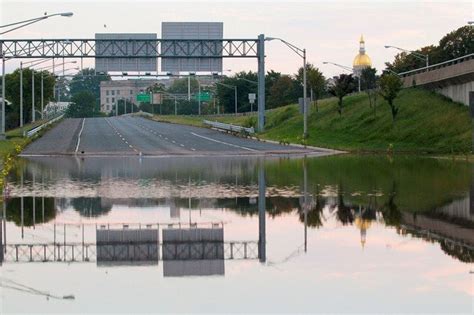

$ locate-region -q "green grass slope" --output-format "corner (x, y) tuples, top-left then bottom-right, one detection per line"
(222, 88), (471, 153)
(152, 88), (471, 153)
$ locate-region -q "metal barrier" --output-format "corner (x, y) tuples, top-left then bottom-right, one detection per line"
(203, 120), (255, 134)
(25, 114), (64, 138)
(398, 53), (474, 77)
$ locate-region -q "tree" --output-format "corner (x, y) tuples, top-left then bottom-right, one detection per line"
(296, 63), (326, 112)
(267, 75), (299, 109)
(360, 67), (379, 116)
(65, 91), (101, 118)
(69, 68), (111, 107)
(385, 26), (474, 73)
(168, 77), (199, 94)
(379, 74), (403, 121)
(4, 68), (56, 128)
(329, 74), (355, 115)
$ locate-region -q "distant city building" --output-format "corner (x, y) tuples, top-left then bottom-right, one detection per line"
(100, 79), (173, 114)
(353, 35), (372, 76)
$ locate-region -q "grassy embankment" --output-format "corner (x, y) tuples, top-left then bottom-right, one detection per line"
(153, 88), (471, 154)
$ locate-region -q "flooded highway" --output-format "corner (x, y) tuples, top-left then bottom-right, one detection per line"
(0, 155), (473, 313)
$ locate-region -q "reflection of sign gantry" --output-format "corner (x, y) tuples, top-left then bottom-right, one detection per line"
(2, 241), (258, 263)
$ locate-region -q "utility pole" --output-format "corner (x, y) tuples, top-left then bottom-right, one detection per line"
(234, 86), (238, 115)
(20, 62), (23, 127)
(303, 48), (307, 139)
(41, 72), (44, 120)
(257, 34), (265, 132)
(31, 70), (35, 122)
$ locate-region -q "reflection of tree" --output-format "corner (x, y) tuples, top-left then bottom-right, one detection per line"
(71, 198), (112, 217)
(5, 197), (56, 226)
(298, 194), (326, 228)
(439, 240), (474, 263)
(381, 182), (401, 226)
(268, 197), (299, 218)
(336, 186), (354, 225)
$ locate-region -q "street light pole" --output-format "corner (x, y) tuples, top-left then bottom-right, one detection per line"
(31, 70), (35, 122)
(384, 45), (429, 69)
(303, 48), (307, 138)
(1, 55), (5, 139)
(266, 37), (306, 137)
(41, 72), (44, 120)
(20, 62), (23, 127)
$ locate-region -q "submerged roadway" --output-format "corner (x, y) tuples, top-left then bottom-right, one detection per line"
(21, 116), (332, 156)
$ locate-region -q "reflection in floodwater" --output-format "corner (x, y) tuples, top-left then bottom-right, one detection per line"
(96, 227), (160, 266)
(1, 155), (473, 265)
(162, 228), (225, 277)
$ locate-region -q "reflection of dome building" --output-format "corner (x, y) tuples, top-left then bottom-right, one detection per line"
(355, 217), (372, 248)
(353, 35), (372, 76)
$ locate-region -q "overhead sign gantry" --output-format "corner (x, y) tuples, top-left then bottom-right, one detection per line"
(0, 34), (266, 138)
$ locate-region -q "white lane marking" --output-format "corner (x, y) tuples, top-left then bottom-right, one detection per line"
(105, 118), (140, 154)
(75, 118), (86, 153)
(171, 140), (176, 144)
(180, 144), (185, 147)
(190, 132), (258, 152)
(191, 148), (196, 151)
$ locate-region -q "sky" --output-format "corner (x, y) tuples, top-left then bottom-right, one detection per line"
(1, 0), (473, 77)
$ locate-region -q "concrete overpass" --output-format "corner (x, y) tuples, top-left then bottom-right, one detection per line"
(399, 53), (474, 106)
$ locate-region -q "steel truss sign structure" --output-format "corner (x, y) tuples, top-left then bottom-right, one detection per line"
(0, 38), (259, 59)
(0, 35), (266, 138)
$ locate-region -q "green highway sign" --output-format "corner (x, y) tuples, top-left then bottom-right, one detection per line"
(195, 92), (211, 102)
(136, 94), (151, 102)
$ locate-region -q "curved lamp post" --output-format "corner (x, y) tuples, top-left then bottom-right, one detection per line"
(266, 37), (308, 138)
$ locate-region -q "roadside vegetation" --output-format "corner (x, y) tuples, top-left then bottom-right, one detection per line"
(155, 88), (470, 154)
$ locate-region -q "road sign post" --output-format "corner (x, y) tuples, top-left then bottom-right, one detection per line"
(249, 93), (256, 112)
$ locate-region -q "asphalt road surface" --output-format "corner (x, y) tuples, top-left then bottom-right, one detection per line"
(21, 116), (332, 156)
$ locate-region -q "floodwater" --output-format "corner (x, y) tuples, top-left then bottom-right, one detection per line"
(0, 155), (473, 313)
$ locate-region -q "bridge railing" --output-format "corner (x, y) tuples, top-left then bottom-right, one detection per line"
(203, 120), (255, 134)
(398, 53), (474, 77)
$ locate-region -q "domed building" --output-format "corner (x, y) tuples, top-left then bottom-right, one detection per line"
(353, 35), (372, 76)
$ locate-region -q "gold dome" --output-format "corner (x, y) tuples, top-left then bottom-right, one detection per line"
(353, 54), (372, 67)
(353, 34), (372, 68)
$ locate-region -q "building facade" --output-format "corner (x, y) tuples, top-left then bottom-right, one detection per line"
(100, 79), (168, 114)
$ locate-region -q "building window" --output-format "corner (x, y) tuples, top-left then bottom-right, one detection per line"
(106, 105), (110, 111)
(111, 90), (115, 96)
(106, 90), (109, 96)
(117, 90), (120, 95)
(112, 97), (115, 103)
(130, 90), (133, 95)
(106, 97), (109, 103)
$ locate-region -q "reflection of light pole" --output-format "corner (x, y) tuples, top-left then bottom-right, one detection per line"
(303, 158), (308, 253)
(384, 45), (429, 69)
(267, 37), (307, 138)
(323, 61), (361, 92)
(258, 159), (266, 263)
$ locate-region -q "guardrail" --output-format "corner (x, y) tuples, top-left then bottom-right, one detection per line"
(25, 114), (64, 138)
(203, 120), (255, 134)
(398, 53), (474, 77)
